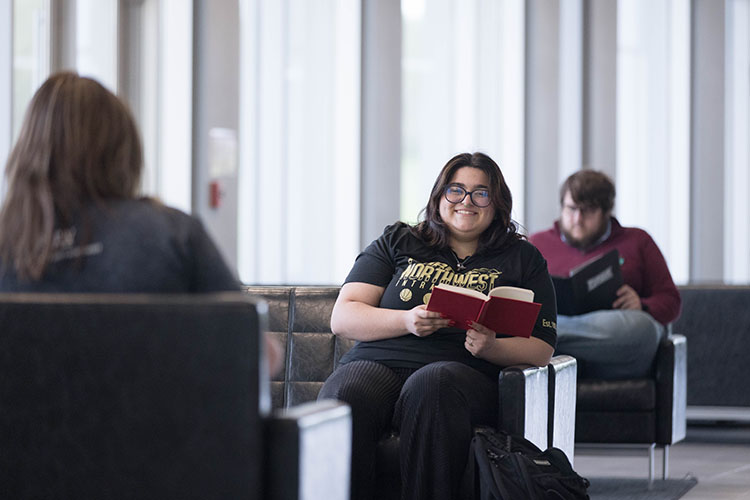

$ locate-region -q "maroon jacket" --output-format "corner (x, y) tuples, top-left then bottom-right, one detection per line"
(529, 218), (681, 325)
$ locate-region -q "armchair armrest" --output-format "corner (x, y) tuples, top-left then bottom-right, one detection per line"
(547, 355), (577, 463)
(656, 334), (687, 445)
(498, 364), (549, 450)
(264, 400), (352, 500)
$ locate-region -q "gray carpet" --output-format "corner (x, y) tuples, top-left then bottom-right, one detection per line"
(587, 475), (698, 500)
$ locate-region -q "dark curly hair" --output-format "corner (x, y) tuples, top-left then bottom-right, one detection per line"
(411, 152), (524, 252)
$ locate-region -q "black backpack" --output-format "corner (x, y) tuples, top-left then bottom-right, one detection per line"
(462, 429), (590, 500)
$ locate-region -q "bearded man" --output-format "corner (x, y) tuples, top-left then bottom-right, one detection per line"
(530, 170), (681, 379)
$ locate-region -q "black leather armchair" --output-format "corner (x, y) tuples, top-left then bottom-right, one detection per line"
(246, 285), (578, 499)
(566, 334), (687, 484)
(0, 293), (351, 500)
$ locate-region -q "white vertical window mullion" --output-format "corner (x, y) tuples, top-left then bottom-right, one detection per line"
(256, 0), (286, 283)
(75, 0), (118, 92)
(497, 0), (525, 225)
(616, 0), (653, 226)
(286, 0), (314, 283)
(453, 0), (477, 149)
(12, 0), (51, 139)
(558, 0), (582, 185)
(138, 0), (159, 196)
(332, 0), (361, 281)
(401, 0), (453, 223)
(158, 0), (192, 213)
(667, 0), (690, 284)
(0, 0), (12, 201)
(476, 0), (501, 164)
(238, 0), (260, 282)
(724, 0), (750, 283)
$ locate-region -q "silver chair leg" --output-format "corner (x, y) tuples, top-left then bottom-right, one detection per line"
(647, 443), (656, 489)
(662, 444), (670, 480)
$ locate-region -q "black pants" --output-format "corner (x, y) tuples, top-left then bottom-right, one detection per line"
(318, 360), (498, 500)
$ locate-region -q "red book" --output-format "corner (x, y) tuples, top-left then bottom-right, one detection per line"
(426, 283), (542, 338)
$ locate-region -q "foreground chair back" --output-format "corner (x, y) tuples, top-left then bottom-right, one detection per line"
(0, 293), (351, 500)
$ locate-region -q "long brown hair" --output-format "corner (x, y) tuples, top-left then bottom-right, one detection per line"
(0, 72), (143, 280)
(412, 152), (523, 252)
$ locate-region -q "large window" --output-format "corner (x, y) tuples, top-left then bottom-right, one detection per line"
(12, 0), (50, 140)
(74, 0), (117, 92)
(124, 0), (193, 212)
(2, 0), (51, 200)
(8, 0), (191, 211)
(616, 0), (691, 284)
(400, 0), (526, 224)
(238, 0), (361, 284)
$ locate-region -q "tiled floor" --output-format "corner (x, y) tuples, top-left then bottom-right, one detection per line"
(573, 424), (750, 499)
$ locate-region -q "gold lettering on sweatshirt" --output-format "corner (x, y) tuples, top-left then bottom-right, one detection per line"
(396, 258), (503, 296)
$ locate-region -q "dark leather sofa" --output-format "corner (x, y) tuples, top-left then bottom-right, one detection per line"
(674, 285), (750, 414)
(0, 293), (351, 500)
(245, 285), (578, 498)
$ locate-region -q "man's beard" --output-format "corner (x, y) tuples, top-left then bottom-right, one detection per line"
(561, 221), (609, 250)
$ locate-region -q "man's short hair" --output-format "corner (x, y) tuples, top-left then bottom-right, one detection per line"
(560, 170), (615, 213)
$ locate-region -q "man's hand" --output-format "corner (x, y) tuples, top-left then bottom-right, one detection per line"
(404, 305), (452, 337)
(613, 284), (642, 310)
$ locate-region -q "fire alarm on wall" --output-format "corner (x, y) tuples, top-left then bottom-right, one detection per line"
(209, 181), (222, 208)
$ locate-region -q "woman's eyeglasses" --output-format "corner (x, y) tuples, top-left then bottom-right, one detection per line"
(443, 185), (491, 207)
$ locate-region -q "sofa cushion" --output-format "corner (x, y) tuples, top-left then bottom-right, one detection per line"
(577, 379), (656, 411)
(245, 286), (292, 409)
(245, 286), (292, 333)
(246, 286), (356, 409)
(289, 332), (337, 383)
(576, 411), (656, 443)
(292, 287), (339, 333)
(268, 331), (288, 408)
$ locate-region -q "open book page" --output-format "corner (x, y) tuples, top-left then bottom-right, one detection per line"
(433, 283), (488, 301)
(487, 286), (534, 302)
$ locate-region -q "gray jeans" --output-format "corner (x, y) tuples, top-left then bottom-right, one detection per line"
(556, 309), (664, 380)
